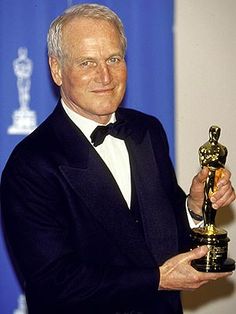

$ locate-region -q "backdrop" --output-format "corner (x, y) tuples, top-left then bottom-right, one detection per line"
(0, 0), (174, 313)
(175, 1), (236, 313)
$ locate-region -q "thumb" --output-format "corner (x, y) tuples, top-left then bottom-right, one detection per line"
(197, 167), (209, 184)
(187, 246), (208, 262)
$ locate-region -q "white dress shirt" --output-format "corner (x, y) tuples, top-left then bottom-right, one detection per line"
(62, 100), (131, 208)
(61, 100), (202, 227)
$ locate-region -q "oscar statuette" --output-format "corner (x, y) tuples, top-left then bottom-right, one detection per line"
(191, 126), (235, 272)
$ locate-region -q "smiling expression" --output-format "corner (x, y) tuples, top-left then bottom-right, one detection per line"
(49, 17), (127, 124)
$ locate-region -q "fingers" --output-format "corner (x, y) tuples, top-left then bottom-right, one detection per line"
(159, 248), (233, 291)
(210, 169), (236, 209)
(211, 185), (236, 209)
(184, 247), (233, 281)
(196, 269), (233, 285)
(186, 247), (233, 281)
(190, 167), (235, 210)
(216, 168), (231, 188)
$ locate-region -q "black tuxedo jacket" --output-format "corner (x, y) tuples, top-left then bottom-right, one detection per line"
(1, 102), (191, 314)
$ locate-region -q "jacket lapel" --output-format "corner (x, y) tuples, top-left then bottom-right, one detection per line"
(126, 133), (178, 264)
(116, 108), (178, 263)
(50, 103), (155, 266)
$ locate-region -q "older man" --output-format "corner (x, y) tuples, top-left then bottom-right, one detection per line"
(1, 4), (235, 314)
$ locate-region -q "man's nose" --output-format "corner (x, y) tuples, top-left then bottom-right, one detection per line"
(95, 62), (111, 85)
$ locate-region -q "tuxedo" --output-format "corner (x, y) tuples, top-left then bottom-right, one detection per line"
(1, 102), (191, 314)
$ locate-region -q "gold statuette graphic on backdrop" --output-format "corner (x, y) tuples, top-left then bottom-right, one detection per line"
(191, 125), (235, 272)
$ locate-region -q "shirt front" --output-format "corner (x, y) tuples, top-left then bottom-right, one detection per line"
(62, 100), (202, 227)
(61, 100), (131, 208)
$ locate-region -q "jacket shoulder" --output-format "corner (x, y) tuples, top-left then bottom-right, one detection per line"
(117, 107), (164, 130)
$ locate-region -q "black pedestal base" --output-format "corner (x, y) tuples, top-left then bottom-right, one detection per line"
(190, 227), (235, 273)
(192, 257), (235, 272)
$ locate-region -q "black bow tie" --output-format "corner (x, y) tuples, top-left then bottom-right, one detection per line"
(90, 120), (129, 147)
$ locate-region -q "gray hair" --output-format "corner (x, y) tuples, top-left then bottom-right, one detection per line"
(47, 3), (127, 61)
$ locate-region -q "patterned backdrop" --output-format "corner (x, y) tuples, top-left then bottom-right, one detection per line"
(0, 1), (174, 313)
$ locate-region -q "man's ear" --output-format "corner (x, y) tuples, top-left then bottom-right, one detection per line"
(49, 57), (62, 86)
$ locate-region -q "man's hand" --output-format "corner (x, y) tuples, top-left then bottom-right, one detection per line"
(187, 167), (235, 216)
(159, 246), (232, 291)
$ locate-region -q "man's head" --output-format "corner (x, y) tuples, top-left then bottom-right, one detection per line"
(209, 125), (221, 143)
(47, 3), (127, 123)
(47, 3), (127, 61)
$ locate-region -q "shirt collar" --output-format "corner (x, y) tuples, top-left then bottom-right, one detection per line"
(61, 99), (116, 142)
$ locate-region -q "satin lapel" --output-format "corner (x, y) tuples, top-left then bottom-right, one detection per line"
(51, 105), (155, 266)
(126, 132), (178, 264)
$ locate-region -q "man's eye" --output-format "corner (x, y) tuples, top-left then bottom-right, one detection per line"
(80, 61), (96, 68)
(107, 57), (121, 65)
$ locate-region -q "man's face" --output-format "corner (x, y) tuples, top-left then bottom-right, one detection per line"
(49, 17), (127, 124)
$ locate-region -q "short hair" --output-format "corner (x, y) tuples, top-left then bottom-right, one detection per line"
(47, 3), (127, 61)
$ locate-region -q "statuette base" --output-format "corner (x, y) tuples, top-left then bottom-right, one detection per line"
(191, 227), (235, 272)
(8, 108), (37, 135)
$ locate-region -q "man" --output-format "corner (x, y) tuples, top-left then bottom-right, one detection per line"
(1, 4), (235, 314)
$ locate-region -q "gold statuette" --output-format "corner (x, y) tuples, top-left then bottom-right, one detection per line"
(191, 126), (235, 272)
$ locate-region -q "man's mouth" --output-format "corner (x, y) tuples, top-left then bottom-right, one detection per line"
(91, 87), (114, 94)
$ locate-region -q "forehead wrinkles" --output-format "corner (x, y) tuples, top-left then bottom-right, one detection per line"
(61, 18), (123, 59)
